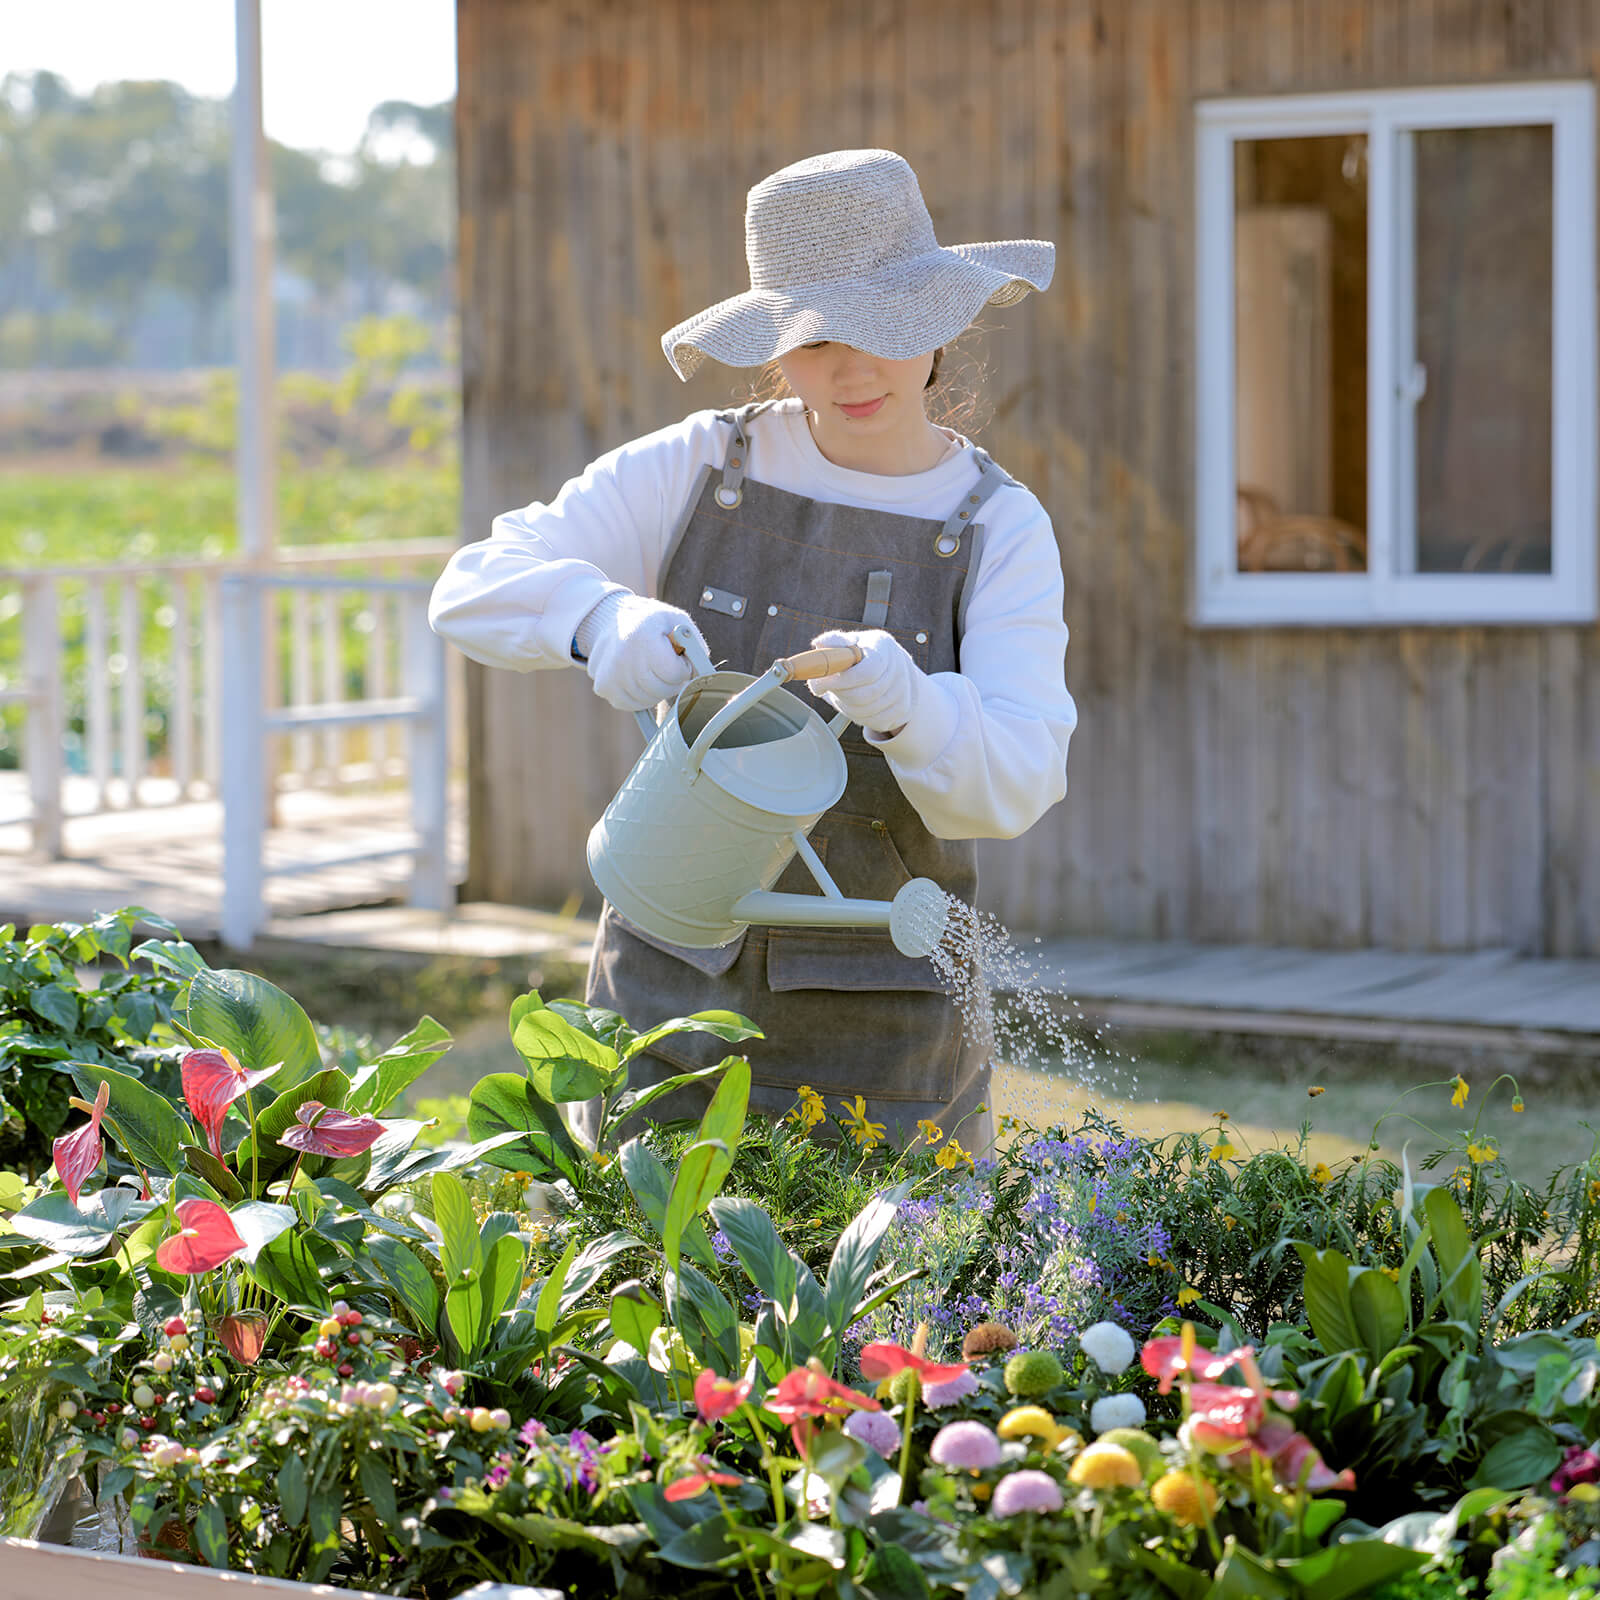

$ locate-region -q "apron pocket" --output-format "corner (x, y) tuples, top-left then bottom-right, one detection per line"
(766, 927), (952, 994)
(603, 903), (747, 977)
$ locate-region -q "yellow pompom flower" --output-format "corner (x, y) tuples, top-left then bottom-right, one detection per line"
(1067, 1441), (1143, 1490)
(1151, 1470), (1219, 1527)
(1310, 1161), (1333, 1185)
(998, 1406), (1071, 1452)
(1450, 1075), (1470, 1109)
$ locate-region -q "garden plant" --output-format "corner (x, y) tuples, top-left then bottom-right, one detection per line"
(2, 908), (1599, 1598)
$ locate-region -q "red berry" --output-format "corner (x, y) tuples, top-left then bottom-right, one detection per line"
(196, 1387), (217, 1404)
(342, 1311), (363, 1328)
(106, 1403), (121, 1414)
(163, 1316), (188, 1338)
(347, 1332), (361, 1346)
(338, 1363), (354, 1377)
(140, 1417), (157, 1431)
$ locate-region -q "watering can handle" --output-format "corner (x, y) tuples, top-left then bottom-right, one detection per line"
(631, 622), (720, 743)
(780, 645), (863, 681)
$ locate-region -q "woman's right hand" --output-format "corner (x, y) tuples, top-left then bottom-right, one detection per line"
(577, 591), (707, 712)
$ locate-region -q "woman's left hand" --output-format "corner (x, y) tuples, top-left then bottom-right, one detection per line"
(806, 628), (921, 737)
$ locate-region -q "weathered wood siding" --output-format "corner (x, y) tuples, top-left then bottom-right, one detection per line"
(455, 0), (1600, 956)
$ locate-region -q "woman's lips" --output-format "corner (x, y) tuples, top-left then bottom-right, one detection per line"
(837, 396), (886, 419)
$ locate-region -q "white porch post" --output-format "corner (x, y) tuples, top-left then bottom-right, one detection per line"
(231, 0), (276, 567)
(219, 576), (265, 950)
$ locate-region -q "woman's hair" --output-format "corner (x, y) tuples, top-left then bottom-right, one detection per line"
(738, 330), (991, 436)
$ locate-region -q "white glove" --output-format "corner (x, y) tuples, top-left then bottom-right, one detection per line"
(806, 628), (921, 737)
(576, 591), (706, 712)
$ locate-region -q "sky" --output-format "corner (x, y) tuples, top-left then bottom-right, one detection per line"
(3, 0), (457, 154)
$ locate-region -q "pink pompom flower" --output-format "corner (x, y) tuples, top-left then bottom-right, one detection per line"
(929, 1419), (1002, 1471)
(992, 1469), (1065, 1516)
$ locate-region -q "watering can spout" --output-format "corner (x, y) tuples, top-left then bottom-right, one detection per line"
(731, 878), (949, 959)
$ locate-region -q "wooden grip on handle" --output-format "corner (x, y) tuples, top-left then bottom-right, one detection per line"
(782, 645), (863, 682)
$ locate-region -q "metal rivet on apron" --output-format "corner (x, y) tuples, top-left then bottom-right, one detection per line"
(915, 631), (928, 644)
(731, 599), (744, 614)
(715, 486), (741, 509)
(936, 535), (959, 556)
(767, 604), (778, 616)
(730, 456), (742, 468)
(969, 494), (980, 504)
(701, 588), (714, 603)
(958, 509), (969, 519)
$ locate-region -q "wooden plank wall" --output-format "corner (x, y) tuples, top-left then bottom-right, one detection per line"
(455, 0), (1600, 957)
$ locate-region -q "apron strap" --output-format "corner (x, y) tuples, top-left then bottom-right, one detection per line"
(934, 449), (1013, 558)
(713, 401), (774, 509)
(862, 569), (893, 628)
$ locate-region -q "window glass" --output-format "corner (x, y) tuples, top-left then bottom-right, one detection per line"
(1233, 135), (1368, 574)
(1413, 125), (1553, 574)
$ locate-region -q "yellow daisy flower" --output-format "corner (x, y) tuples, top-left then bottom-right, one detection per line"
(1450, 1075), (1470, 1109)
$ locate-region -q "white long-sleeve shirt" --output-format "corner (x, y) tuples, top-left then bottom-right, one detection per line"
(429, 401), (1076, 840)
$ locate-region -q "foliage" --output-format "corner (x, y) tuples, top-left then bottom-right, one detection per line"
(0, 910), (191, 1177)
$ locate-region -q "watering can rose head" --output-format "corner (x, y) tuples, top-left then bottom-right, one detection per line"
(278, 1102), (387, 1158)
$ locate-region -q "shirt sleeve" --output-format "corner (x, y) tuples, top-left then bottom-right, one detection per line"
(427, 411), (729, 671)
(867, 487), (1076, 840)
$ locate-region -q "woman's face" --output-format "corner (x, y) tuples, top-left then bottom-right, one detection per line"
(777, 341), (935, 437)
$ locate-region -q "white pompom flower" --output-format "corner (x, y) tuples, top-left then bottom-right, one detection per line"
(1079, 1321), (1136, 1376)
(1090, 1393), (1147, 1434)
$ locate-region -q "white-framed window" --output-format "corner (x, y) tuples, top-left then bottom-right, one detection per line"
(1194, 82), (1597, 626)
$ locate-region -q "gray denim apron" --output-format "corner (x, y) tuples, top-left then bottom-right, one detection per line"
(585, 404), (1014, 1145)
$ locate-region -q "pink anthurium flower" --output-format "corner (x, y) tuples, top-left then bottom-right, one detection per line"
(694, 1368), (753, 1423)
(182, 1048), (277, 1161)
(52, 1081), (110, 1205)
(1187, 1381), (1265, 1450)
(1227, 1416), (1356, 1492)
(154, 1198), (248, 1275)
(278, 1101), (385, 1158)
(1141, 1334), (1254, 1394)
(664, 1458), (742, 1502)
(858, 1340), (972, 1390)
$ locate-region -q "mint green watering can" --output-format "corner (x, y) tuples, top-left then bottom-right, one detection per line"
(586, 624), (949, 958)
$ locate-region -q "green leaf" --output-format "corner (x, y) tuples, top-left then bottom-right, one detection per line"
(345, 1018), (453, 1116)
(610, 1280), (663, 1355)
(366, 1236), (439, 1329)
(708, 1195), (797, 1314)
(623, 1010), (763, 1062)
(656, 1510), (740, 1571)
(1423, 1186), (1484, 1331)
(443, 1273), (484, 1364)
(29, 983), (78, 1031)
(1278, 1538), (1428, 1600)
(358, 1453), (399, 1526)
(1473, 1421), (1563, 1489)
(824, 1181), (911, 1351)
(193, 1501), (228, 1568)
(511, 996), (623, 1101)
(9, 1188), (152, 1256)
(663, 1139), (732, 1282)
(617, 1136), (717, 1269)
(131, 938), (211, 981)
(863, 1544), (934, 1600)
(431, 1171), (482, 1284)
(1294, 1243), (1362, 1357)
(536, 1235), (580, 1339)
(183, 968), (321, 1092)
(227, 1200), (296, 1264)
(665, 1260), (742, 1376)
(180, 1144), (244, 1203)
(479, 1230), (527, 1345)
(465, 1072), (583, 1183)
(623, 1061), (735, 1126)
(65, 1061), (183, 1176)
(1347, 1267), (1407, 1366)
(277, 1453), (308, 1526)
(248, 1228), (329, 1310)
(696, 1056), (750, 1166)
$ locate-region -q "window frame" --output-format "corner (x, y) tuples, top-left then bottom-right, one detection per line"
(1193, 82), (1597, 627)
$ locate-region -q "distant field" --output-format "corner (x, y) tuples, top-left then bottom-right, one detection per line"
(0, 461), (461, 566)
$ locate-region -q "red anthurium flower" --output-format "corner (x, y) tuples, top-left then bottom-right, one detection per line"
(1231, 1416), (1356, 1492)
(278, 1101), (386, 1158)
(768, 1361), (879, 1425)
(182, 1048), (277, 1161)
(1187, 1382), (1265, 1450)
(663, 1458), (742, 1501)
(52, 1081), (110, 1205)
(154, 1198), (248, 1275)
(858, 1340), (971, 1389)
(1141, 1335), (1254, 1394)
(694, 1368), (753, 1423)
(216, 1310), (270, 1364)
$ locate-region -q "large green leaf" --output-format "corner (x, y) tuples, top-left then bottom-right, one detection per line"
(1423, 1186), (1484, 1331)
(1294, 1243), (1362, 1357)
(248, 1228), (330, 1310)
(345, 1018), (453, 1116)
(1473, 1420), (1563, 1489)
(66, 1061), (184, 1176)
(535, 1236), (580, 1340)
(617, 1137), (717, 1270)
(466, 1073), (583, 1183)
(431, 1171), (482, 1284)
(708, 1195), (797, 1315)
(696, 1057), (750, 1166)
(824, 1181), (911, 1349)
(366, 1235), (439, 1329)
(1347, 1266), (1407, 1366)
(511, 997), (624, 1101)
(663, 1139), (732, 1283)
(183, 968), (321, 1092)
(480, 1231), (528, 1343)
(227, 1200), (297, 1264)
(8, 1187), (153, 1256)
(1276, 1539), (1428, 1600)
(623, 1010), (763, 1062)
(610, 1280), (663, 1355)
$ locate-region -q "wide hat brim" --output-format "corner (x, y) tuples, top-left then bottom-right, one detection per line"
(660, 239), (1054, 382)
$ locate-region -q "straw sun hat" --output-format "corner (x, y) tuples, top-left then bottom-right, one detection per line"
(660, 148), (1055, 381)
